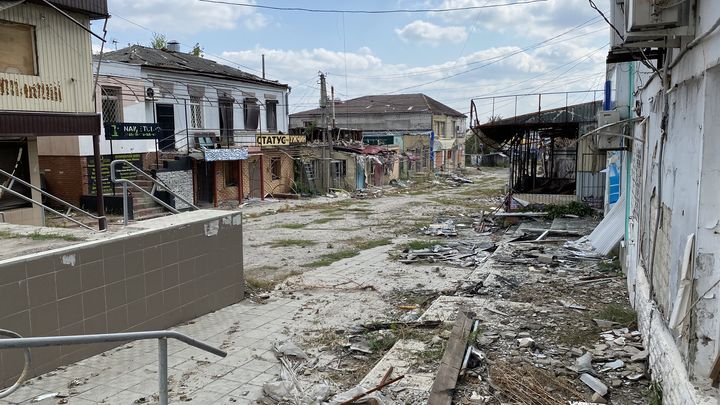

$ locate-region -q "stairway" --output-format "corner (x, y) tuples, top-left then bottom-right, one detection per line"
(126, 178), (170, 221)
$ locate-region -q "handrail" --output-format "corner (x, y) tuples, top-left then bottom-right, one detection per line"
(0, 330), (226, 404)
(109, 160), (199, 225)
(0, 169), (106, 231)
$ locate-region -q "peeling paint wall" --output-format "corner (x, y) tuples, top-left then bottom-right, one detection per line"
(620, 0), (720, 398)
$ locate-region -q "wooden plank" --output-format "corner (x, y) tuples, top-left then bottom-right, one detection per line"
(710, 353), (720, 387)
(428, 309), (475, 405)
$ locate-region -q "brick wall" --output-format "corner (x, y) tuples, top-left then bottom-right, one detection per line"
(0, 210), (244, 388)
(39, 156), (85, 206)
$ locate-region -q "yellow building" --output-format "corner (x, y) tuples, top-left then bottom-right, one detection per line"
(0, 0), (107, 225)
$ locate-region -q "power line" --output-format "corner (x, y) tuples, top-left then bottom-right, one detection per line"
(588, 0), (624, 40)
(197, 0), (548, 14)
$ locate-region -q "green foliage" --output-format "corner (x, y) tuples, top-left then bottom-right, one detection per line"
(400, 240), (439, 251)
(595, 304), (637, 327)
(644, 380), (663, 405)
(270, 239), (317, 248)
(367, 333), (397, 353)
(276, 223), (307, 229)
(191, 42), (203, 56)
(150, 33), (167, 49)
(0, 230), (83, 241)
(541, 201), (594, 219)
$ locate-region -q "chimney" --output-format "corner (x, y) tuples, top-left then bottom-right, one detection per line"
(166, 40), (180, 52)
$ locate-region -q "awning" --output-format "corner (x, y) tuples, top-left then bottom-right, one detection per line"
(434, 139), (456, 151)
(0, 111), (101, 137)
(203, 148), (249, 161)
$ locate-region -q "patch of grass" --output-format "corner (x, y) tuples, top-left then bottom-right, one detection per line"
(251, 265), (280, 272)
(301, 249), (360, 268)
(537, 201), (594, 219)
(270, 239), (317, 248)
(312, 217), (342, 224)
(0, 230), (84, 242)
(367, 333), (397, 353)
(597, 258), (622, 274)
(355, 238), (392, 250)
(245, 277), (276, 291)
(398, 240), (439, 251)
(595, 304), (637, 327)
(645, 380), (663, 405)
(275, 223), (308, 229)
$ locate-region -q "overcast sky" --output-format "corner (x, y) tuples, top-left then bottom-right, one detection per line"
(93, 0), (610, 122)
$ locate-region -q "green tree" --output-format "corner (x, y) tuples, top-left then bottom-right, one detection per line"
(150, 33), (167, 49)
(191, 43), (203, 57)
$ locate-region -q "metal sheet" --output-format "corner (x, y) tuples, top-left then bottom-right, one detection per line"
(588, 196), (626, 256)
(0, 111), (101, 136)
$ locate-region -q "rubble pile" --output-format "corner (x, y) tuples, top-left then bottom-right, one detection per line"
(398, 241), (495, 267)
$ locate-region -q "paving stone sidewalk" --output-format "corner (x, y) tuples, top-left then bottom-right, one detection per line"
(1, 297), (306, 405)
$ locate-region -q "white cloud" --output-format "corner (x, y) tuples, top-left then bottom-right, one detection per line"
(217, 42), (604, 115)
(107, 0), (268, 34)
(395, 20), (468, 45)
(435, 0), (601, 38)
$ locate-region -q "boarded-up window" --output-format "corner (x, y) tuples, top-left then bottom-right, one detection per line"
(270, 157), (281, 180)
(101, 86), (122, 123)
(0, 20), (37, 75)
(190, 96), (203, 128)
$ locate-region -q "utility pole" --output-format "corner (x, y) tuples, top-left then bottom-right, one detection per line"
(331, 86), (336, 129)
(319, 72), (331, 193)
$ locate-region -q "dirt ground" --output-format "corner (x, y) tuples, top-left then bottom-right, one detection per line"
(239, 167), (652, 405)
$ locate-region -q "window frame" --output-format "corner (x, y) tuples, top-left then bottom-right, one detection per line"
(0, 20), (38, 76)
(266, 100), (278, 132)
(189, 95), (203, 129)
(270, 157), (281, 180)
(100, 86), (123, 124)
(332, 160), (347, 178)
(223, 161), (238, 187)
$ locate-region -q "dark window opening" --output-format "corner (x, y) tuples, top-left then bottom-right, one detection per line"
(266, 100), (278, 132)
(332, 160), (346, 178)
(270, 157), (281, 180)
(243, 98), (260, 130)
(224, 161), (238, 186)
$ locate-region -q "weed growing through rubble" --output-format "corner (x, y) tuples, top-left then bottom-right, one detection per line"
(270, 239), (317, 248)
(367, 333), (398, 353)
(276, 223), (308, 229)
(0, 230), (84, 242)
(595, 304), (637, 327)
(597, 258), (622, 274)
(399, 240), (440, 251)
(312, 217), (342, 224)
(645, 380), (663, 405)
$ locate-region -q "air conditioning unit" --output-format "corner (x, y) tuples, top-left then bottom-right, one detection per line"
(596, 110), (625, 150)
(626, 0), (692, 32)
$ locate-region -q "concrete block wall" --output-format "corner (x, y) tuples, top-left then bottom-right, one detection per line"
(629, 266), (717, 405)
(0, 211), (244, 388)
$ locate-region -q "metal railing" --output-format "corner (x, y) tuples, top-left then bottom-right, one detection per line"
(0, 329), (226, 404)
(109, 160), (199, 225)
(0, 169), (106, 231)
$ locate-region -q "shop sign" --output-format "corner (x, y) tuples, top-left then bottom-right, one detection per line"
(104, 122), (162, 140)
(256, 134), (306, 146)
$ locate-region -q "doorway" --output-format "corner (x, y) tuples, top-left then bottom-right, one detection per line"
(195, 160), (214, 204)
(249, 158), (261, 198)
(156, 104), (175, 151)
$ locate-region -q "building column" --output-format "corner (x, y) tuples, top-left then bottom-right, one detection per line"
(259, 154), (265, 201)
(26, 138), (44, 226)
(238, 160), (243, 204)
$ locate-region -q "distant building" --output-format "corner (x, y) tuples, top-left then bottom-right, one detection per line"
(0, 0), (108, 225)
(290, 93), (467, 170)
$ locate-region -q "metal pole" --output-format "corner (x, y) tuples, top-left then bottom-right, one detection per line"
(262, 54), (266, 79)
(158, 338), (168, 405)
(122, 182), (129, 225)
(92, 135), (107, 230)
(184, 99), (190, 151)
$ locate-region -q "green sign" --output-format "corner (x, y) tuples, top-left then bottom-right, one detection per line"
(104, 122), (161, 140)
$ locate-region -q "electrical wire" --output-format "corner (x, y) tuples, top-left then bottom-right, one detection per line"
(196, 0), (548, 14)
(588, 0), (624, 40)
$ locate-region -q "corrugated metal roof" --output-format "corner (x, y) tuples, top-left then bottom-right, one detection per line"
(588, 197), (626, 256)
(100, 46), (288, 89)
(0, 111), (101, 136)
(29, 0), (109, 19)
(290, 94), (466, 118)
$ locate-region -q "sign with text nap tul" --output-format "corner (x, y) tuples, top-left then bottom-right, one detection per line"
(104, 122), (162, 140)
(255, 134), (306, 147)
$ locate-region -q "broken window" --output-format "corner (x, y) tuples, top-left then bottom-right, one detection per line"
(101, 86), (122, 123)
(266, 100), (278, 132)
(0, 20), (37, 75)
(190, 96), (203, 128)
(270, 157), (281, 180)
(244, 98), (260, 130)
(435, 121), (446, 137)
(332, 160), (346, 178)
(223, 161), (238, 186)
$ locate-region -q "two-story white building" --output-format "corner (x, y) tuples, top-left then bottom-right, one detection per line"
(0, 0), (107, 225)
(40, 43), (291, 211)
